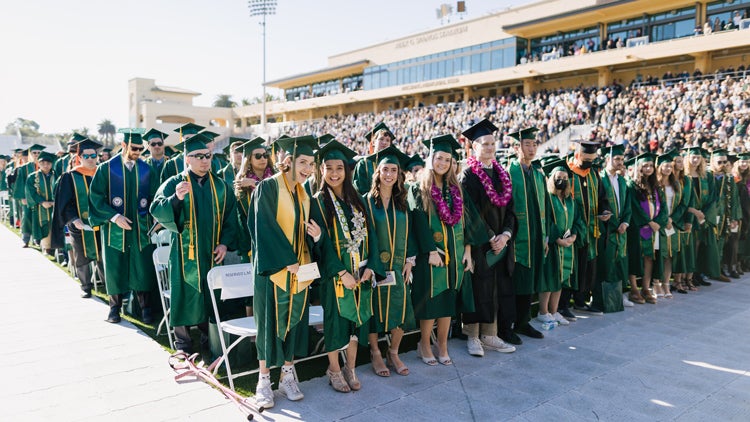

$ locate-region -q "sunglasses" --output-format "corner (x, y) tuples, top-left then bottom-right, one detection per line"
(716, 160), (728, 165)
(188, 153), (212, 160)
(254, 153), (269, 160)
(129, 146), (144, 152)
(81, 153), (98, 159)
(149, 142), (164, 147)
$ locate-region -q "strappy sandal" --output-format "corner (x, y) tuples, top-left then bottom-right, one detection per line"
(675, 282), (688, 294)
(416, 343), (437, 366)
(371, 350), (390, 377)
(641, 289), (657, 304)
(387, 349), (409, 376)
(437, 355), (453, 366)
(686, 279), (699, 291)
(327, 369), (351, 393)
(341, 366), (361, 391)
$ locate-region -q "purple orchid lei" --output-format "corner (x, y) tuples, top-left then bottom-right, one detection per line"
(466, 156), (512, 207)
(430, 183), (463, 226)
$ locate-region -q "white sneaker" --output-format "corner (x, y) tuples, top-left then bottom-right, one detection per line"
(622, 293), (634, 307)
(467, 336), (484, 357)
(279, 372), (304, 401)
(536, 313), (555, 323)
(552, 312), (570, 326)
(254, 378), (275, 409)
(480, 335), (516, 353)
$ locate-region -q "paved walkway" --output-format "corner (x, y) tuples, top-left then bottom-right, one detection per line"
(2, 223), (749, 421)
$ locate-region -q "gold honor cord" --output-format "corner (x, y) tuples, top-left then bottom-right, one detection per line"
(185, 173), (196, 260)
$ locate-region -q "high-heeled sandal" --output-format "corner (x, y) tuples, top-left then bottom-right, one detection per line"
(437, 355), (453, 366)
(341, 366), (361, 391)
(371, 350), (390, 377)
(387, 349), (409, 376)
(641, 288), (657, 304)
(675, 282), (688, 294)
(327, 369), (351, 393)
(686, 279), (699, 291)
(416, 343), (437, 366)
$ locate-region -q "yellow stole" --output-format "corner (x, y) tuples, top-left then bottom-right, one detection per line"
(270, 173), (313, 293)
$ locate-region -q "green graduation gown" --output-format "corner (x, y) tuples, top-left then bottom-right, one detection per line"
(364, 194), (417, 333)
(25, 169), (55, 243)
(150, 171), (238, 327)
(547, 194), (586, 291)
(250, 173), (318, 366)
(310, 191), (383, 351)
(691, 173), (720, 277)
(88, 155), (158, 296)
(144, 156), (167, 179)
(598, 171), (631, 283)
(14, 161), (36, 235)
(160, 154), (184, 184)
(714, 173), (742, 261)
(674, 176), (697, 274)
(626, 181), (668, 277)
(352, 157), (377, 195)
(407, 183), (484, 320)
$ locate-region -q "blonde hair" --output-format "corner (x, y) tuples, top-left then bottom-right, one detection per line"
(684, 155), (706, 178)
(546, 169), (571, 198)
(419, 161), (461, 215)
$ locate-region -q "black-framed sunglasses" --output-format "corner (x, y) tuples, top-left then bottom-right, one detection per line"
(188, 153), (212, 160)
(129, 146), (145, 152)
(253, 153), (269, 160)
(81, 153), (98, 159)
(149, 141), (164, 147)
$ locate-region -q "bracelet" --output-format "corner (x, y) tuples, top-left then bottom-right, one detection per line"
(406, 256), (416, 266)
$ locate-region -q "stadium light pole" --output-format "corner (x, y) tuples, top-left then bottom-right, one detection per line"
(248, 0), (276, 134)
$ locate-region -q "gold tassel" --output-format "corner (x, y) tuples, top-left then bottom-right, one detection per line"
(336, 278), (345, 298)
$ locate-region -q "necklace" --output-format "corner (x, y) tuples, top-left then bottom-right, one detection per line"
(430, 182), (462, 226)
(466, 156), (512, 207)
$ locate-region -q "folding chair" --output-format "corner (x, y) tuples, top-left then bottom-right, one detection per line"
(151, 228), (171, 246)
(0, 190), (9, 224)
(153, 246), (174, 349)
(206, 263), (257, 391)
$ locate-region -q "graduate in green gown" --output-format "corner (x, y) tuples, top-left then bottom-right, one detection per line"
(598, 145), (631, 295)
(150, 134), (239, 353)
(250, 135), (323, 407)
(682, 147), (719, 282)
(0, 155), (9, 192)
(309, 139), (384, 393)
(161, 123), (204, 183)
(507, 127), (549, 341)
(88, 129), (158, 324)
(53, 134), (85, 181)
(352, 122), (395, 194)
(218, 138), (246, 186)
(626, 153), (668, 304)
(654, 150), (688, 298)
(408, 135), (484, 367)
(15, 144), (45, 246)
(734, 153), (750, 272)
(25, 151), (56, 249)
(362, 145), (416, 377)
(668, 152), (697, 293)
(709, 149), (741, 281)
(143, 128), (170, 178)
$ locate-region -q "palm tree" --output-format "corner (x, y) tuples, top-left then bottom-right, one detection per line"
(97, 119), (116, 146)
(213, 94), (237, 108)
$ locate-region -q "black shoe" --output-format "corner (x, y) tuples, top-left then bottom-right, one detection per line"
(106, 308), (121, 323)
(696, 275), (712, 286)
(558, 308), (577, 321)
(451, 320), (468, 340)
(729, 271), (740, 279)
(81, 291), (92, 299)
(500, 331), (523, 346)
(574, 304), (604, 316)
(141, 308), (154, 324)
(22, 243), (28, 248)
(514, 324), (544, 339)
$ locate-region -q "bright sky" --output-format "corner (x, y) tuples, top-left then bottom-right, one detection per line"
(0, 0), (528, 135)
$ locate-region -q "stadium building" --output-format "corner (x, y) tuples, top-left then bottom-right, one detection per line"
(130, 0), (750, 140)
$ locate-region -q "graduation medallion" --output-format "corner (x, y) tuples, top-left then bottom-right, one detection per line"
(140, 198), (148, 208)
(81, 211), (89, 219)
(112, 197), (123, 207)
(433, 232), (444, 243)
(380, 251), (391, 263)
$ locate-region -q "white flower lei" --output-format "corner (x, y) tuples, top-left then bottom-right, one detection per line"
(328, 188), (367, 255)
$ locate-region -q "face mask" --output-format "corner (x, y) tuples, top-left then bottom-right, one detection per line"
(579, 160), (593, 169)
(554, 179), (568, 190)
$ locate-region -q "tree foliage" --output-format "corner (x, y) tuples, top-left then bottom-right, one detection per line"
(4, 118), (41, 137)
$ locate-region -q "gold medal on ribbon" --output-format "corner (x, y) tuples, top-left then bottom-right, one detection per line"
(81, 211), (88, 219)
(380, 251), (391, 263)
(433, 232), (444, 243)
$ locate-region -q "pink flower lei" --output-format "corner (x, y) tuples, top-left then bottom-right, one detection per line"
(466, 156), (512, 207)
(430, 183), (463, 226)
(247, 167), (274, 186)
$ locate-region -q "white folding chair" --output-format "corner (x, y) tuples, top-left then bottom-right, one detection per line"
(151, 228), (171, 246)
(206, 263), (256, 391)
(153, 246), (174, 349)
(0, 190), (9, 223)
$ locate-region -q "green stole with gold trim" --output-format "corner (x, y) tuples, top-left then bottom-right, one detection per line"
(508, 159), (547, 267)
(72, 171), (100, 260)
(427, 195), (465, 298)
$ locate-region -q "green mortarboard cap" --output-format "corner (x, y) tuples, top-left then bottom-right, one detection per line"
(711, 148), (728, 158)
(271, 134), (291, 154)
(317, 134), (335, 147)
(601, 144), (625, 157)
(144, 128), (169, 142)
(117, 128), (145, 145)
(684, 146), (705, 156)
(737, 152), (750, 161)
(423, 134), (461, 155)
(462, 118), (499, 141)
(37, 151), (57, 163)
(276, 135), (317, 157)
(728, 154), (738, 164)
(317, 139), (357, 163)
(13, 148), (23, 153)
(164, 146), (178, 157)
(656, 149), (677, 166)
(21, 149), (29, 157)
(365, 122), (396, 142)
(0, 155), (10, 161)
(406, 154), (425, 171)
(201, 130), (220, 141)
(71, 133), (87, 142)
(635, 152), (656, 164)
(542, 158), (569, 177)
(240, 137), (267, 155)
(76, 139), (103, 151)
(182, 133), (210, 154)
(28, 144), (46, 152)
(101, 148), (112, 153)
(174, 123), (205, 136)
(367, 144), (409, 168)
(225, 137), (250, 155)
(625, 156), (637, 168)
(575, 140), (600, 154)
(506, 127), (539, 143)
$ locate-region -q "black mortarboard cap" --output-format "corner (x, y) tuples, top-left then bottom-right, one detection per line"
(575, 139), (600, 154)
(462, 118), (498, 141)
